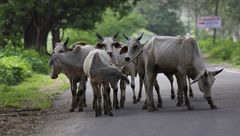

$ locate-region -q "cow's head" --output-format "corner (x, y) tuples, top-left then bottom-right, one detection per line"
(49, 54), (62, 79)
(120, 33), (144, 62)
(96, 32), (121, 57)
(53, 37), (72, 53)
(191, 69), (223, 98)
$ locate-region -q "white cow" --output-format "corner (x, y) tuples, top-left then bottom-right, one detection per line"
(121, 34), (223, 111)
(83, 49), (129, 116)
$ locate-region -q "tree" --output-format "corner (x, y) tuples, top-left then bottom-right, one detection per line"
(0, 0), (132, 52)
(136, 0), (185, 35)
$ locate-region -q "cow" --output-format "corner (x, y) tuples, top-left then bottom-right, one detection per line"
(52, 38), (90, 107)
(120, 34), (223, 111)
(120, 33), (176, 108)
(49, 44), (95, 112)
(95, 32), (137, 108)
(83, 49), (129, 116)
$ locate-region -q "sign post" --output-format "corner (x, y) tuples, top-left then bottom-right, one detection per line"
(197, 16), (221, 29)
(197, 16), (221, 45)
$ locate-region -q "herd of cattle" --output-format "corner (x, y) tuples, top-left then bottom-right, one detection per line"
(48, 32), (223, 117)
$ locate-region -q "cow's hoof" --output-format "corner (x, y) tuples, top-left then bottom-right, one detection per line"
(171, 94), (176, 100)
(189, 93), (194, 98)
(108, 112), (114, 116)
(104, 111), (108, 115)
(84, 104), (87, 107)
(79, 108), (83, 112)
(114, 106), (119, 110)
(133, 100), (137, 104)
(210, 105), (218, 109)
(187, 106), (194, 110)
(147, 107), (157, 112)
(69, 108), (74, 112)
(137, 98), (141, 102)
(176, 101), (183, 106)
(142, 104), (147, 110)
(157, 103), (163, 108)
(95, 113), (100, 117)
(120, 103), (124, 108)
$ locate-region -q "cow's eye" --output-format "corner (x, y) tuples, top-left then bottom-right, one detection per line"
(133, 45), (138, 50)
(59, 50), (63, 53)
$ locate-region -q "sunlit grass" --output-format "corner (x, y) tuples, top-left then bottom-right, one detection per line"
(0, 73), (68, 110)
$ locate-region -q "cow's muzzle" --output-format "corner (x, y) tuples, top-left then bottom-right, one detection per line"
(107, 52), (112, 57)
(125, 57), (130, 62)
(50, 74), (58, 79)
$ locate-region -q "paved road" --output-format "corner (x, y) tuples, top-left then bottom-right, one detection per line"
(37, 67), (240, 136)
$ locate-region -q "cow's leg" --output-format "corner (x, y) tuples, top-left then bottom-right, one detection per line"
(113, 87), (119, 110)
(77, 77), (87, 112)
(137, 75), (144, 102)
(206, 97), (217, 109)
(101, 84), (107, 115)
(106, 85), (112, 109)
(144, 68), (157, 112)
(175, 74), (193, 110)
(154, 79), (162, 108)
(90, 81), (99, 117)
(70, 80), (77, 112)
(103, 83), (113, 116)
(166, 75), (176, 99)
(188, 77), (194, 98)
(176, 76), (183, 106)
(130, 69), (137, 104)
(98, 84), (102, 115)
(120, 79), (126, 108)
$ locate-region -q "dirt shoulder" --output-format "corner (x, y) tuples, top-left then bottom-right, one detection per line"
(0, 75), (68, 136)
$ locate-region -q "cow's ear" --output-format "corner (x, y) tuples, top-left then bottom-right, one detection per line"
(120, 46), (128, 54)
(141, 40), (148, 47)
(113, 42), (122, 48)
(191, 71), (205, 84)
(72, 46), (81, 53)
(96, 43), (105, 49)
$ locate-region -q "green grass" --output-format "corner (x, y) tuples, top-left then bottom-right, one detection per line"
(0, 73), (68, 111)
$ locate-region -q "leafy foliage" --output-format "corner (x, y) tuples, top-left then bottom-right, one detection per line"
(62, 9), (147, 45)
(199, 38), (240, 65)
(0, 0), (132, 50)
(0, 45), (49, 85)
(0, 56), (32, 85)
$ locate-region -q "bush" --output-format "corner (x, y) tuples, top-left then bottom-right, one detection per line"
(199, 38), (240, 65)
(21, 49), (49, 74)
(0, 56), (32, 85)
(0, 44), (49, 86)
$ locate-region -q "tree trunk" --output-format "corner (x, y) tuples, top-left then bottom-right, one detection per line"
(24, 22), (37, 49)
(23, 11), (59, 53)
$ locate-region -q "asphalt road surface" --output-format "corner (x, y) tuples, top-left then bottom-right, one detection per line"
(37, 66), (240, 136)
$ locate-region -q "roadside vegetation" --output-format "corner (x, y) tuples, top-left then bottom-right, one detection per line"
(199, 37), (240, 66)
(0, 44), (68, 111)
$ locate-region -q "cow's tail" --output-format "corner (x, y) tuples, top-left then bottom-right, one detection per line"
(120, 74), (130, 84)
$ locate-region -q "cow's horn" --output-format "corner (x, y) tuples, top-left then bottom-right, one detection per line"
(122, 33), (129, 40)
(113, 32), (119, 39)
(64, 37), (69, 47)
(137, 32), (144, 41)
(211, 68), (223, 76)
(96, 32), (103, 40)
